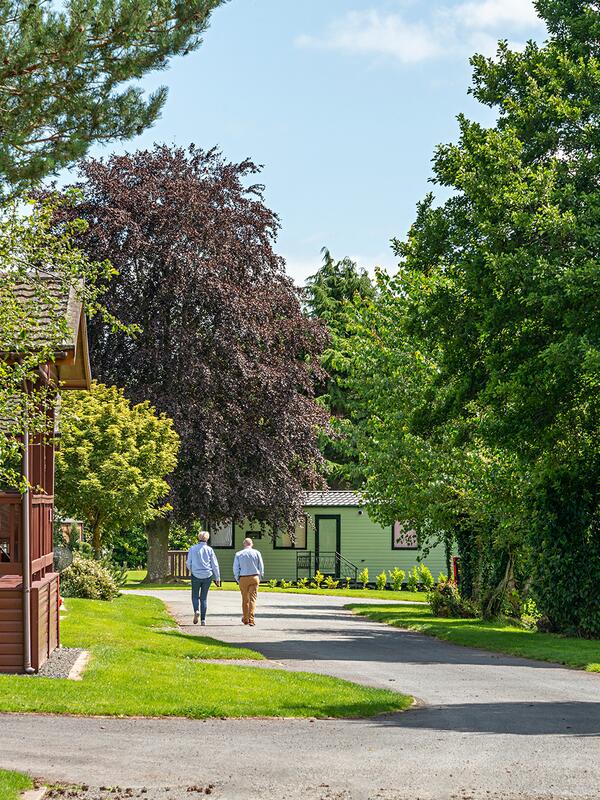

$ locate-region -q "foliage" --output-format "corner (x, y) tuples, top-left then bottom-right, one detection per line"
(280, 579), (292, 589)
(304, 248), (374, 486)
(55, 382), (179, 557)
(343, 1), (600, 635)
(375, 570), (387, 590)
(437, 573), (448, 585)
(60, 553), (120, 600)
(0, 0), (224, 194)
(324, 575), (339, 589)
(358, 567), (369, 588)
(388, 567), (405, 592)
(296, 577), (308, 589)
(418, 564), (434, 591)
(58, 145), (328, 532)
(344, 576), (351, 590)
(427, 580), (477, 619)
(111, 526), (148, 569)
(268, 579), (277, 589)
(406, 567), (419, 593)
(312, 570), (325, 589)
(0, 193), (117, 490)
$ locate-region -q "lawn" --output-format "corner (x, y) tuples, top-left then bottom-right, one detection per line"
(348, 603), (600, 672)
(0, 769), (33, 800)
(124, 570), (426, 603)
(0, 595), (410, 719)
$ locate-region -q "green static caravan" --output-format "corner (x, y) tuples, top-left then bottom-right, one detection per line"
(207, 491), (449, 585)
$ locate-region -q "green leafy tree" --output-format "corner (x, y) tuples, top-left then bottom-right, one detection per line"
(304, 248), (374, 486)
(0, 0), (223, 193)
(351, 0), (600, 635)
(56, 382), (179, 558)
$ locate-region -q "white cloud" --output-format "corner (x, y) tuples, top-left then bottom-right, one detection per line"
(296, 10), (440, 65)
(454, 0), (542, 30)
(296, 1), (545, 65)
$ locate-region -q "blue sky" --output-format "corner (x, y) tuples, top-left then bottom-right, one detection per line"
(84, 0), (547, 284)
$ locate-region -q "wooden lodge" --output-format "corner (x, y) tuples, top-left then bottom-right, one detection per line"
(0, 280), (90, 673)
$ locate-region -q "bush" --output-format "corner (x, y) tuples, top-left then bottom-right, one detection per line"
(268, 578), (277, 588)
(388, 567), (405, 592)
(324, 575), (339, 589)
(343, 576), (351, 590)
(358, 567), (369, 588)
(427, 580), (478, 619)
(280, 579), (291, 589)
(437, 572), (448, 584)
(376, 570), (387, 590)
(418, 564), (434, 591)
(296, 577), (308, 589)
(406, 566), (420, 592)
(60, 554), (120, 601)
(312, 570), (325, 589)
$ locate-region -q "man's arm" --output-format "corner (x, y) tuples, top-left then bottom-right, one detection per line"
(210, 548), (221, 585)
(186, 548), (193, 571)
(233, 553), (240, 582)
(257, 551), (265, 578)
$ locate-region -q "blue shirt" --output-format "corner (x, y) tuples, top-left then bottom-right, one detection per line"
(233, 547), (264, 582)
(186, 542), (221, 582)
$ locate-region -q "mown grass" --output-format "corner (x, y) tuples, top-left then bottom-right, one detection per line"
(0, 769), (33, 800)
(124, 570), (426, 603)
(348, 603), (600, 672)
(0, 595), (410, 719)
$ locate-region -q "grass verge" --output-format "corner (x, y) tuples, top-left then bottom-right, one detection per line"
(0, 769), (33, 800)
(0, 595), (410, 718)
(125, 570), (426, 603)
(347, 603), (600, 672)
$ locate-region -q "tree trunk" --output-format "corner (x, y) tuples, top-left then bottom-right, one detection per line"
(143, 516), (171, 583)
(92, 521), (102, 560)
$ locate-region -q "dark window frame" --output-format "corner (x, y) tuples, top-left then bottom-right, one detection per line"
(209, 520), (236, 550)
(391, 522), (419, 551)
(273, 515), (308, 550)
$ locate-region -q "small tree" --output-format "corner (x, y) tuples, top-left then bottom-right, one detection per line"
(56, 382), (179, 558)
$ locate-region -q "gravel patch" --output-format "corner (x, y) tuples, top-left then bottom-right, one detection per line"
(45, 784), (218, 799)
(29, 648), (85, 679)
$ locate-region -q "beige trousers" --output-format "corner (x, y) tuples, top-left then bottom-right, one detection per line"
(239, 575), (260, 623)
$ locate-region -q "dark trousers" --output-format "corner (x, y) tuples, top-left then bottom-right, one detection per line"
(191, 575), (213, 619)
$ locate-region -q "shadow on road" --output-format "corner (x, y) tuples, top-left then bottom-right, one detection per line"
(368, 700), (600, 736)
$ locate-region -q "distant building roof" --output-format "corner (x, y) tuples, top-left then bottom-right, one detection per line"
(303, 491), (362, 507)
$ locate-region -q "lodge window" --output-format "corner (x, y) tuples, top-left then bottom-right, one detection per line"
(274, 516), (308, 550)
(391, 521), (418, 550)
(210, 520), (234, 549)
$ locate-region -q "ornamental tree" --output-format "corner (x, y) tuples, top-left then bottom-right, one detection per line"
(56, 145), (328, 577)
(0, 0), (223, 193)
(55, 382), (179, 558)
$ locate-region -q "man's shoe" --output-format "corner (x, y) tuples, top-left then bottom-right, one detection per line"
(242, 617), (248, 625)
(193, 612), (199, 625)
(249, 621), (255, 626)
(201, 620), (206, 626)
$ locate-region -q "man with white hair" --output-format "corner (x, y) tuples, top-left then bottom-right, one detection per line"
(233, 537), (264, 626)
(186, 530), (221, 625)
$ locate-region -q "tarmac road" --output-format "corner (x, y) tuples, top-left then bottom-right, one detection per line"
(2, 590), (599, 800)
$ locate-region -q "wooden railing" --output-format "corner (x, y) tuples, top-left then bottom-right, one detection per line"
(168, 550), (190, 579)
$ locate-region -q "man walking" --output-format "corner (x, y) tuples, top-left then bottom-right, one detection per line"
(186, 531), (221, 626)
(233, 537), (264, 626)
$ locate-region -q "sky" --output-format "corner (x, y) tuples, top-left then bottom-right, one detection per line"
(83, 0), (547, 285)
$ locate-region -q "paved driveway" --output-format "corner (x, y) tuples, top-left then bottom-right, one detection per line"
(2, 589), (600, 800)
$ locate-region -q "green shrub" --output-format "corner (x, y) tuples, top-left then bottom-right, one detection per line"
(268, 578), (277, 588)
(344, 576), (351, 589)
(358, 567), (369, 588)
(280, 579), (291, 589)
(313, 570), (325, 589)
(60, 554), (120, 601)
(437, 572), (448, 584)
(324, 575), (339, 589)
(418, 564), (434, 591)
(406, 566), (419, 592)
(376, 570), (387, 590)
(427, 580), (478, 618)
(296, 577), (308, 589)
(388, 567), (405, 591)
